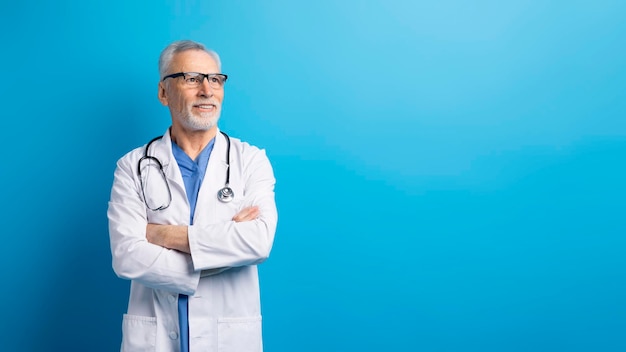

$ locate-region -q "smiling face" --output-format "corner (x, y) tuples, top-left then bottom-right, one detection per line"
(158, 49), (224, 133)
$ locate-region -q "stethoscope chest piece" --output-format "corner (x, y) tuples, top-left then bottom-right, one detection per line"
(217, 186), (234, 203)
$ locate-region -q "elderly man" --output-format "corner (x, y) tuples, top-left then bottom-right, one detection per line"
(108, 39), (278, 352)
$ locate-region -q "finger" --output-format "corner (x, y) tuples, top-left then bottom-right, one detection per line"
(232, 208), (250, 222)
(240, 206), (258, 218)
(241, 207), (259, 221)
(232, 208), (246, 221)
(233, 211), (253, 222)
(233, 206), (259, 222)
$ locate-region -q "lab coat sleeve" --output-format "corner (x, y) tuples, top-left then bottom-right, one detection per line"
(187, 147), (278, 271)
(108, 156), (201, 295)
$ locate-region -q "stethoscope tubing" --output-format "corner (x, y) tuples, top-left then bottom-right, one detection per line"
(137, 131), (234, 211)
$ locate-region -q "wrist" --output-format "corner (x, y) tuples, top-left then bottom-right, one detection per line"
(168, 225), (190, 253)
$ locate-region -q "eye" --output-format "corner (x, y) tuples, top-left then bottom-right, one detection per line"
(182, 73), (203, 84)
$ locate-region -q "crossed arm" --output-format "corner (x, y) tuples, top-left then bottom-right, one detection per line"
(145, 206), (261, 253)
(145, 206), (262, 278)
(109, 145), (276, 293)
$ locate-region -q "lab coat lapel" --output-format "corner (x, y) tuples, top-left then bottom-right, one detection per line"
(196, 129), (228, 221)
(152, 129), (186, 195)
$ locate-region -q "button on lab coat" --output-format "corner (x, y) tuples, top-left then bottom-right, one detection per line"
(108, 129), (277, 352)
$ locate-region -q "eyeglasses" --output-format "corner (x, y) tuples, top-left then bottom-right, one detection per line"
(162, 72), (228, 89)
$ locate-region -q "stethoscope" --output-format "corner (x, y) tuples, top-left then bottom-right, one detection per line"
(137, 131), (234, 211)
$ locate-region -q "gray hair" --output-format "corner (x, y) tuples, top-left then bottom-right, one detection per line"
(158, 40), (222, 79)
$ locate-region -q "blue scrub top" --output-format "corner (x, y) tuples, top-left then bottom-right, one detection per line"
(172, 137), (215, 352)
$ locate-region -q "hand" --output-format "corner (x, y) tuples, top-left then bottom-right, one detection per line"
(232, 206), (260, 222)
(146, 223), (165, 247)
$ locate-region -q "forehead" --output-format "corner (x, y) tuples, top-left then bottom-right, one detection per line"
(169, 49), (220, 73)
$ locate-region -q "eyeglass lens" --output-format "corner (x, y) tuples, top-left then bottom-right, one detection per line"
(182, 73), (226, 89)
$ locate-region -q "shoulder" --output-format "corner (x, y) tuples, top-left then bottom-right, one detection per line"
(112, 142), (154, 181)
(227, 135), (270, 160)
(225, 135), (274, 176)
(116, 144), (147, 167)
(115, 130), (170, 168)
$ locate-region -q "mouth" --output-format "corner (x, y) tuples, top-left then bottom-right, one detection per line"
(194, 103), (217, 111)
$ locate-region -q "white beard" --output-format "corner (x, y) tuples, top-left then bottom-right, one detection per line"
(182, 109), (221, 131)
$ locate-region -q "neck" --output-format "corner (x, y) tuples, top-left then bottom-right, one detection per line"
(170, 125), (217, 160)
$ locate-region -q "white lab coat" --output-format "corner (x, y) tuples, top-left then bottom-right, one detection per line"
(108, 128), (277, 352)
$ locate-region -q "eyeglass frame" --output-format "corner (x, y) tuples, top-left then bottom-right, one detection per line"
(162, 72), (228, 89)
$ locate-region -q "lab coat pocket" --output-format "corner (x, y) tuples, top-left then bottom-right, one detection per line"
(217, 316), (262, 352)
(121, 314), (157, 352)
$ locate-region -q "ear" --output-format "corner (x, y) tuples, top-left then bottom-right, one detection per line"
(157, 81), (169, 106)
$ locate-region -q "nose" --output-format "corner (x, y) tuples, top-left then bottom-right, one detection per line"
(198, 76), (214, 97)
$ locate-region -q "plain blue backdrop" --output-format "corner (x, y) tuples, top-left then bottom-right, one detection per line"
(1, 1), (625, 351)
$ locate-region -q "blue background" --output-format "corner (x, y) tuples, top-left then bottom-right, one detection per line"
(1, 1), (625, 351)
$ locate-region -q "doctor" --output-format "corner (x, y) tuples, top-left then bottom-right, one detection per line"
(108, 40), (278, 352)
